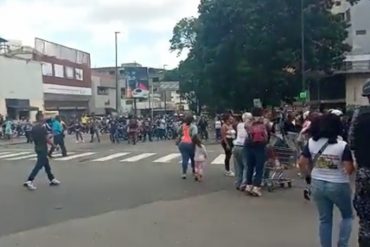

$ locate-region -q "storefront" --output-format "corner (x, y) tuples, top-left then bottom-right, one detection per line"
(5, 99), (39, 120)
(43, 84), (92, 120)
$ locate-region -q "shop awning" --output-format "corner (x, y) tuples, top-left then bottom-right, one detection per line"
(7, 105), (39, 111)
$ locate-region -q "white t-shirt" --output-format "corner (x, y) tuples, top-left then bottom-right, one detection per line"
(215, 120), (222, 129)
(302, 138), (353, 183)
(233, 122), (247, 146)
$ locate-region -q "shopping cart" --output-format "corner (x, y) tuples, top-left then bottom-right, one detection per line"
(264, 132), (299, 192)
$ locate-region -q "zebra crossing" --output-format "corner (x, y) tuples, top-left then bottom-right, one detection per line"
(0, 150), (226, 165)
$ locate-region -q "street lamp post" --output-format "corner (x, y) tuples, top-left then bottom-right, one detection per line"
(301, 0), (306, 99)
(115, 31), (120, 113)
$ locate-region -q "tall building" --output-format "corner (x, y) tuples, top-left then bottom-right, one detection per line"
(310, 1), (370, 107)
(332, 0), (370, 55)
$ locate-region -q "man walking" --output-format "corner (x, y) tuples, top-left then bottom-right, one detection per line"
(24, 112), (60, 190)
(350, 78), (370, 247)
(48, 116), (67, 158)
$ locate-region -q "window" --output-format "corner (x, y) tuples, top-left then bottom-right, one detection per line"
(75, 68), (83, 80)
(345, 9), (351, 22)
(54, 64), (64, 78)
(42, 63), (53, 76)
(356, 30), (367, 35)
(97, 87), (109, 95)
(109, 70), (115, 75)
(65, 66), (74, 79)
(152, 77), (159, 82)
(337, 13), (345, 22)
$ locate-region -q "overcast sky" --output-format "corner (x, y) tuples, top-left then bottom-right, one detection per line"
(0, 0), (199, 68)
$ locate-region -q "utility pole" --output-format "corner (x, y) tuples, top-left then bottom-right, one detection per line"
(301, 0), (306, 98)
(115, 31), (120, 113)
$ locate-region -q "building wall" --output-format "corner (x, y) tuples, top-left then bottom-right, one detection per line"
(0, 56), (44, 119)
(332, 0), (370, 54)
(90, 75), (116, 115)
(346, 73), (370, 106)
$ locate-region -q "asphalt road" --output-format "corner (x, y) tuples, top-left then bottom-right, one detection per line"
(0, 135), (359, 246)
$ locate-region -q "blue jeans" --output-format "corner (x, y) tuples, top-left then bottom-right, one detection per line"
(233, 146), (246, 188)
(311, 179), (353, 247)
(27, 150), (55, 182)
(178, 142), (195, 174)
(245, 146), (266, 187)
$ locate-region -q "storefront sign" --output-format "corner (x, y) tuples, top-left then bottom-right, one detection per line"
(43, 84), (92, 96)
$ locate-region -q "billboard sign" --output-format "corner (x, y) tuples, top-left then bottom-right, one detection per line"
(124, 67), (149, 99)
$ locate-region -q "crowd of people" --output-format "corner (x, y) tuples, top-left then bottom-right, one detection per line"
(174, 79), (370, 247)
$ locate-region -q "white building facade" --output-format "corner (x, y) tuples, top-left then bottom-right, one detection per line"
(0, 55), (44, 120)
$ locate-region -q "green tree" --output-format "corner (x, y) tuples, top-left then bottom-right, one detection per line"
(171, 0), (358, 111)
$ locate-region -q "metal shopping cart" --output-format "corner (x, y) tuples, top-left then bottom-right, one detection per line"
(264, 132), (300, 192)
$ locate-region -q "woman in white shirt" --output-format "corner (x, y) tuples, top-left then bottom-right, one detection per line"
(299, 113), (355, 247)
(233, 113), (252, 190)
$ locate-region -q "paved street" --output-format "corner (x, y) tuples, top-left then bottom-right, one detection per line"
(0, 135), (359, 246)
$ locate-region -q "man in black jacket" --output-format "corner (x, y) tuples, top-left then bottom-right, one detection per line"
(350, 78), (370, 247)
(24, 112), (60, 191)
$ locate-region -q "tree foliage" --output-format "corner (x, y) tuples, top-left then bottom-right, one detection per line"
(170, 0), (359, 112)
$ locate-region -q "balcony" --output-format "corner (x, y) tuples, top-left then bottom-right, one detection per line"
(335, 54), (370, 74)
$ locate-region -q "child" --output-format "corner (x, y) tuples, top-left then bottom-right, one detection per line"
(193, 135), (208, 182)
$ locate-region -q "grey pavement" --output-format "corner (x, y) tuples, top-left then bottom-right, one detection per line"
(0, 134), (360, 246)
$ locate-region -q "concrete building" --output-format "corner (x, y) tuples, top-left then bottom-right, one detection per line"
(33, 38), (92, 119)
(93, 64), (166, 114)
(90, 71), (117, 115)
(309, 1), (370, 108)
(0, 55), (44, 120)
(332, 0), (370, 54)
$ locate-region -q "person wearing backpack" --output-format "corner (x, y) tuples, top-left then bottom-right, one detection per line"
(299, 113), (355, 247)
(350, 78), (370, 247)
(244, 108), (270, 197)
(177, 114), (198, 179)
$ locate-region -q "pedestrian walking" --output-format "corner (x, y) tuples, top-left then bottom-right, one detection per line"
(350, 78), (370, 247)
(233, 113), (252, 191)
(4, 117), (12, 140)
(299, 113), (354, 247)
(24, 112), (60, 191)
(244, 107), (269, 197)
(25, 119), (33, 143)
(48, 116), (67, 158)
(221, 113), (235, 176)
(177, 114), (197, 179)
(89, 118), (100, 143)
(74, 120), (84, 143)
(193, 135), (207, 182)
(215, 116), (222, 142)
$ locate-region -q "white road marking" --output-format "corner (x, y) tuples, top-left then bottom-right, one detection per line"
(7, 154), (37, 160)
(92, 152), (130, 162)
(0, 152), (11, 156)
(121, 153), (156, 162)
(153, 153), (181, 163)
(211, 154), (225, 165)
(29, 152), (76, 161)
(54, 152), (95, 161)
(0, 152), (31, 159)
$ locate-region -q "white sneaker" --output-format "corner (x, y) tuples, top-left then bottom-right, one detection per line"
(245, 185), (253, 194)
(50, 179), (61, 186)
(181, 174), (187, 180)
(252, 187), (262, 197)
(224, 171), (235, 177)
(24, 181), (37, 191)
